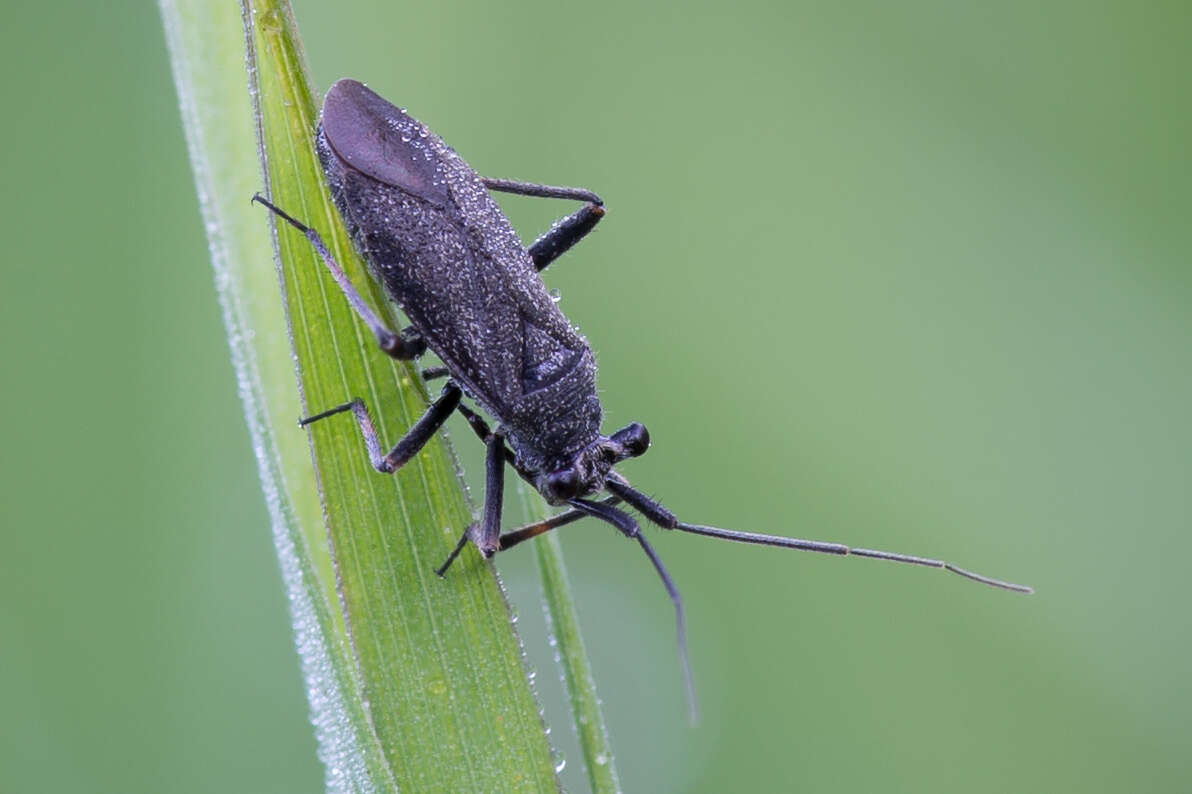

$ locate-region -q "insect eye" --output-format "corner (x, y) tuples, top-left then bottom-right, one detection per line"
(611, 423), (650, 458)
(546, 469), (581, 500)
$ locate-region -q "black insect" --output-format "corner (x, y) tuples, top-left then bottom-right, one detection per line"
(254, 78), (1031, 715)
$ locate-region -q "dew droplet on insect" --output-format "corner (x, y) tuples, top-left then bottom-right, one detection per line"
(266, 79), (1035, 738)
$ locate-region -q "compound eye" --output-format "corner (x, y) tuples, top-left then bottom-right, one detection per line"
(611, 422), (650, 458)
(546, 469), (581, 501)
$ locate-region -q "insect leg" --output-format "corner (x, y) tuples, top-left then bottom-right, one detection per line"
(473, 430), (507, 556)
(482, 178), (601, 205)
(481, 178), (605, 272)
(435, 429), (506, 576)
(604, 475), (1033, 594)
(453, 402), (525, 474)
(299, 383), (461, 474)
(441, 495), (622, 576)
(493, 495), (622, 552)
(252, 193), (426, 359)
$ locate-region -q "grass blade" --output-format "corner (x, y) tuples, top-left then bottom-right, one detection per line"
(159, 3), (389, 790)
(162, 0), (564, 789)
(519, 487), (623, 794)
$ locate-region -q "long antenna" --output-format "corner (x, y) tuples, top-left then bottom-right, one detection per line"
(605, 477), (1033, 594)
(674, 522), (1033, 593)
(568, 497), (700, 722)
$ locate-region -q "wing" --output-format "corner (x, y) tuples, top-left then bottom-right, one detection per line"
(317, 80), (601, 460)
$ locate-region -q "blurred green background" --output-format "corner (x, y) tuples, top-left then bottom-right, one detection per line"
(2, 1), (1189, 791)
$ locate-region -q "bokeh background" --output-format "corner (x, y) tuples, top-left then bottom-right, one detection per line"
(3, 1), (1189, 791)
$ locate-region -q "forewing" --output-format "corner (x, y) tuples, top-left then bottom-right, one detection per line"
(319, 79), (592, 426)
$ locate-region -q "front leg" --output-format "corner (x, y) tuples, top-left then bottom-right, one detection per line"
(472, 429), (507, 555)
(436, 428), (507, 576)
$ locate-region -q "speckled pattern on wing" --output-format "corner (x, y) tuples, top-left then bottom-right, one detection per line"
(317, 80), (602, 474)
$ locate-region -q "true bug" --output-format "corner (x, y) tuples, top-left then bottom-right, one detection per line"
(254, 78), (1031, 715)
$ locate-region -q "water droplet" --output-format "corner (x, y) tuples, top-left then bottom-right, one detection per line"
(554, 759), (566, 773)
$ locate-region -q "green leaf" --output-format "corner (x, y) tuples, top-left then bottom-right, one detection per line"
(159, 2), (389, 788)
(160, 0), (610, 789)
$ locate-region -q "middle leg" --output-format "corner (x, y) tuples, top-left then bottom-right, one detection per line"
(299, 382), (461, 474)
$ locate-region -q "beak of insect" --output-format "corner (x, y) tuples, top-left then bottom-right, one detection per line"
(610, 422), (650, 460)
